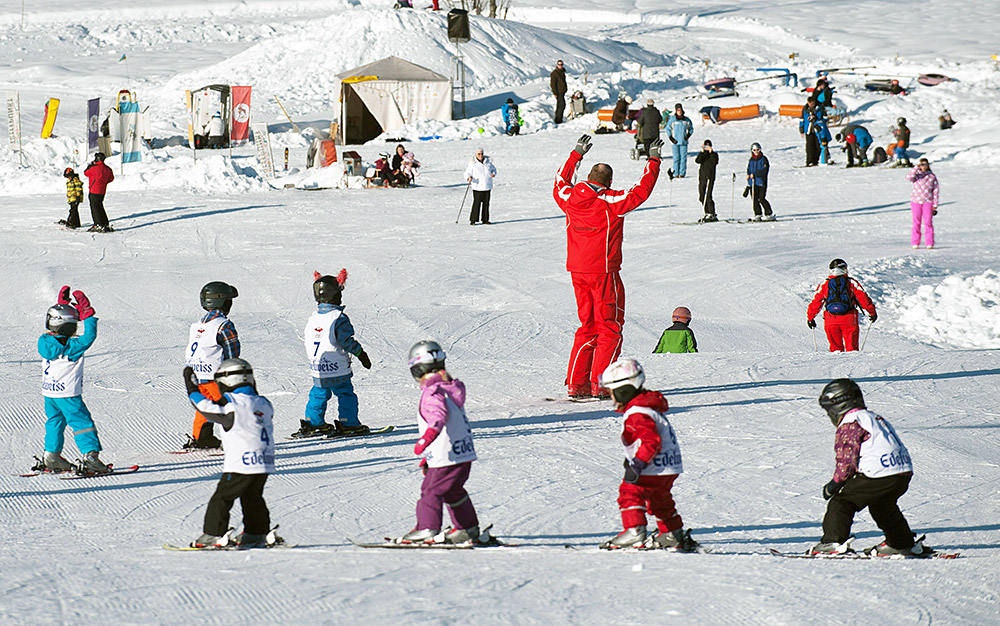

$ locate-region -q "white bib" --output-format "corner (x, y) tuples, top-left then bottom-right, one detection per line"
(844, 409), (913, 478)
(420, 396), (477, 468)
(304, 310), (351, 378)
(623, 406), (684, 476)
(41, 355), (84, 398)
(219, 393), (276, 475)
(186, 317), (226, 381)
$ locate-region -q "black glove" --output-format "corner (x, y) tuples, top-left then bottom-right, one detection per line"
(743, 186), (751, 198)
(648, 138), (665, 160)
(684, 132), (691, 141)
(807, 319), (817, 329)
(182, 366), (200, 395)
(669, 136), (678, 144)
(823, 480), (844, 500)
(420, 458), (428, 476)
(357, 350), (372, 370)
(932, 209), (937, 216)
(869, 312), (878, 323)
(573, 135), (593, 156)
(623, 458), (648, 484)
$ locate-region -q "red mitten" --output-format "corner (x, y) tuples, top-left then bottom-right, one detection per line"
(413, 427), (440, 455)
(57, 285), (72, 305)
(72, 290), (95, 320)
(313, 270), (321, 281)
(336, 268), (348, 287)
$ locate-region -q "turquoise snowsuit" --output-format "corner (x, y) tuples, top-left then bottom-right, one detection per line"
(38, 317), (102, 455)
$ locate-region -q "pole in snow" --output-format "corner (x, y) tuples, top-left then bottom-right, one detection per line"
(455, 181), (472, 224)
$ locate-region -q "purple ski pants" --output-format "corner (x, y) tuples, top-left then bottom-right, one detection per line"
(415, 461), (478, 531)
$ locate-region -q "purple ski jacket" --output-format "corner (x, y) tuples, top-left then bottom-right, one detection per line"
(419, 372), (467, 431)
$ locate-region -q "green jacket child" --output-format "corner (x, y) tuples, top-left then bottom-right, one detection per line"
(653, 307), (698, 354)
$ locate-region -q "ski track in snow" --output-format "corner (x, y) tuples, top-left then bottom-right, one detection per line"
(1, 0), (1000, 624)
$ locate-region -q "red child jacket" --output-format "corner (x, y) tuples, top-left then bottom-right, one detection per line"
(807, 275), (877, 323)
(619, 390), (670, 465)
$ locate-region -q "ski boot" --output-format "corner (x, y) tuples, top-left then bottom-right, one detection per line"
(750, 215), (763, 222)
(762, 214), (776, 222)
(191, 529), (235, 549)
(235, 533), (269, 548)
(80, 451), (111, 474)
(698, 214), (719, 223)
(42, 451), (75, 472)
(650, 528), (700, 552)
(810, 537), (855, 555)
(334, 421), (371, 437)
(444, 526), (481, 545)
(600, 526), (647, 549)
(394, 528), (441, 544)
(869, 536), (931, 558)
(182, 434), (222, 450)
(292, 420), (336, 438)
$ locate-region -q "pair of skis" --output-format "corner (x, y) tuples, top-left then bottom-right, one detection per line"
(769, 535), (958, 559)
(20, 456), (139, 479)
(287, 424), (395, 442)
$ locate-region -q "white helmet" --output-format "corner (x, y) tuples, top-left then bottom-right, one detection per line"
(600, 358), (645, 391)
(408, 340), (446, 380)
(214, 358), (256, 392)
(46, 304), (79, 336)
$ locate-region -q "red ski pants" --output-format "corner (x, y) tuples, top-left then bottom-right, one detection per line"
(618, 474), (683, 532)
(567, 271), (625, 393)
(824, 313), (860, 352)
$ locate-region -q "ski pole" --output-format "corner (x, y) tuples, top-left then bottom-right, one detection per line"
(860, 321), (873, 352)
(731, 172), (735, 220)
(812, 326), (818, 352)
(455, 181), (472, 224)
(750, 175), (756, 219)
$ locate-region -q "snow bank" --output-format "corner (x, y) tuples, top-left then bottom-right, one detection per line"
(896, 270), (1000, 349)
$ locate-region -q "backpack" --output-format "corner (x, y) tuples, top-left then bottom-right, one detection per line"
(825, 276), (855, 315)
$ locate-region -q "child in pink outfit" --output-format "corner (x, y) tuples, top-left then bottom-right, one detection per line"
(905, 158), (939, 249)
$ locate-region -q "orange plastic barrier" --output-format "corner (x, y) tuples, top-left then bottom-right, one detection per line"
(717, 104), (761, 121)
(779, 103), (803, 117)
(597, 108), (615, 121)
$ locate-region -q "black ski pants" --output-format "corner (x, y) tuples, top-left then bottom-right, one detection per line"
(66, 202), (81, 228)
(750, 185), (772, 217)
(204, 472), (270, 536)
(804, 133), (821, 166)
(470, 190), (491, 224)
(698, 176), (716, 215)
(554, 93), (566, 124)
(88, 193), (109, 227)
(848, 144), (869, 166)
(821, 472), (914, 548)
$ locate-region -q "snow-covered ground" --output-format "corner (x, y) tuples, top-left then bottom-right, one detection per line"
(1, 1), (999, 624)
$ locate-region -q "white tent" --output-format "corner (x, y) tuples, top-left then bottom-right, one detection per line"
(338, 56), (452, 144)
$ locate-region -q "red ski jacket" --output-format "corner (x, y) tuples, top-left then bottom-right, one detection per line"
(807, 274), (877, 322)
(84, 161), (114, 195)
(618, 390), (670, 465)
(553, 150), (659, 274)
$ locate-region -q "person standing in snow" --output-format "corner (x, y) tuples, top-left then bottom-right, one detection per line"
(553, 134), (662, 399)
(906, 158), (940, 249)
(800, 98), (830, 167)
(807, 259), (877, 352)
(891, 117), (912, 167)
(550, 60), (567, 125)
(745, 143), (774, 221)
(184, 358), (278, 549)
(83, 152), (114, 233)
(612, 95), (632, 131)
(501, 98), (520, 136)
(663, 103), (693, 178)
(59, 167), (84, 229)
(695, 139), (718, 222)
(294, 270), (373, 438)
(813, 76), (835, 109)
(811, 379), (930, 557)
(636, 99), (662, 160)
(598, 358), (699, 551)
(652, 307), (697, 354)
(37, 286), (110, 474)
(464, 147), (497, 225)
(394, 341), (485, 545)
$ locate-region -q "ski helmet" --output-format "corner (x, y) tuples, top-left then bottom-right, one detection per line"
(313, 275), (343, 304)
(45, 304), (79, 336)
(829, 258), (848, 271)
(672, 306), (692, 323)
(751, 142), (762, 152)
(845, 134), (857, 144)
(200, 281), (239, 313)
(94, 152), (106, 162)
(214, 358), (256, 393)
(600, 358), (645, 406)
(408, 340), (447, 380)
(63, 167), (74, 177)
(818, 378), (865, 425)
(896, 117), (906, 126)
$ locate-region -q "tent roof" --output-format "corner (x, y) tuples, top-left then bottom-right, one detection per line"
(337, 56), (449, 83)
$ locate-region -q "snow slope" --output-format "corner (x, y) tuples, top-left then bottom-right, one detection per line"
(1, 1), (999, 624)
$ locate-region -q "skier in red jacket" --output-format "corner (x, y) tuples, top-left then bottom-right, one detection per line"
(807, 258), (877, 352)
(553, 134), (662, 398)
(83, 152), (115, 232)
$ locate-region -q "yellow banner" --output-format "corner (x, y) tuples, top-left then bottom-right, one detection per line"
(41, 98), (60, 138)
(185, 90), (194, 147)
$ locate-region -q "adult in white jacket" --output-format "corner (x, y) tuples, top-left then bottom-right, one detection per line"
(464, 148), (497, 225)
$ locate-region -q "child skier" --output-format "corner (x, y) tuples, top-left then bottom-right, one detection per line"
(906, 158), (940, 249)
(807, 259), (877, 352)
(394, 340), (485, 545)
(812, 378), (930, 557)
(59, 168), (84, 229)
(653, 307), (698, 353)
(183, 281), (241, 449)
(694, 140), (718, 222)
(599, 358), (699, 551)
(294, 270), (372, 438)
(37, 286), (110, 474)
(184, 358), (279, 548)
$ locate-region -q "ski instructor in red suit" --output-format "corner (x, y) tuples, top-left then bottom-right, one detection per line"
(553, 134), (663, 399)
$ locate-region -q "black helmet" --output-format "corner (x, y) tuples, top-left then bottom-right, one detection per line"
(408, 340), (446, 380)
(200, 281), (238, 313)
(94, 152), (106, 162)
(896, 117), (906, 126)
(829, 258), (848, 271)
(63, 167), (74, 177)
(313, 275), (343, 304)
(819, 378), (866, 425)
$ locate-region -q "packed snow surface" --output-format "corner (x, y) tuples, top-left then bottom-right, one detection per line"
(1, 1), (999, 624)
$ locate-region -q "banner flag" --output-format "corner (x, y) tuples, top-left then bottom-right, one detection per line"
(7, 92), (21, 151)
(119, 100), (142, 163)
(231, 85), (252, 143)
(252, 122), (274, 179)
(41, 98), (60, 138)
(87, 98), (100, 153)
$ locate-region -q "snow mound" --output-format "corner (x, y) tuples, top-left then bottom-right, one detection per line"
(896, 270), (1000, 349)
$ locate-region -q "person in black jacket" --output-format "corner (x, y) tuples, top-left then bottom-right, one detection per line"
(550, 60), (567, 124)
(637, 99), (662, 159)
(695, 140), (719, 222)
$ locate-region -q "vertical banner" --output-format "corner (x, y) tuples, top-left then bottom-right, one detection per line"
(251, 122), (275, 179)
(41, 97), (60, 138)
(118, 100), (142, 164)
(7, 92), (21, 149)
(231, 85), (252, 143)
(87, 98), (100, 153)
